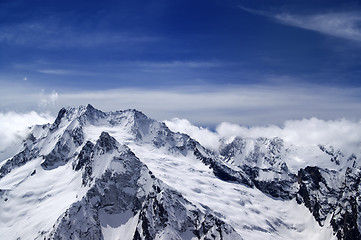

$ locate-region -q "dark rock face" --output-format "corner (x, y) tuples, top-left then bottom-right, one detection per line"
(95, 132), (118, 154)
(330, 168), (361, 240)
(73, 141), (95, 186)
(41, 140), (71, 170)
(297, 166), (361, 240)
(0, 147), (38, 179)
(253, 177), (297, 200)
(297, 166), (339, 225)
(194, 146), (254, 187)
(233, 165), (296, 200)
(318, 145), (344, 166)
(51, 108), (67, 131)
(42, 126), (84, 170)
(71, 126), (84, 146)
(74, 141), (94, 171)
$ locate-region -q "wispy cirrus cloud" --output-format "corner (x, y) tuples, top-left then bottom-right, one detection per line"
(37, 69), (74, 75)
(134, 60), (224, 69)
(240, 7), (361, 42)
(275, 12), (361, 42)
(127, 60), (230, 73)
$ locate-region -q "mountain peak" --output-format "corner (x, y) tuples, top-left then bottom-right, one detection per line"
(78, 104), (106, 125)
(95, 131), (119, 153)
(51, 107), (67, 130)
(86, 103), (95, 111)
(50, 105), (107, 129)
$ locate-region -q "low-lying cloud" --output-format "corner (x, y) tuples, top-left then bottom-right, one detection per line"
(216, 118), (361, 150)
(0, 111), (54, 162)
(164, 118), (220, 151)
(165, 117), (361, 155)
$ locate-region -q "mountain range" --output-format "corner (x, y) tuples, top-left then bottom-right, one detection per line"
(0, 105), (360, 240)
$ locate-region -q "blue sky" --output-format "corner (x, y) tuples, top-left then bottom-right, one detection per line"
(1, 0), (361, 126)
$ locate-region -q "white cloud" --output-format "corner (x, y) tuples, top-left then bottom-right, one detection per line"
(0, 111), (54, 162)
(274, 12), (361, 42)
(39, 90), (59, 107)
(216, 118), (361, 149)
(165, 117), (361, 159)
(164, 118), (220, 151)
(50, 90), (59, 103)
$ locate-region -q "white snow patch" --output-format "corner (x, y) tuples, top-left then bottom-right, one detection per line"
(0, 161), (85, 240)
(100, 210), (139, 240)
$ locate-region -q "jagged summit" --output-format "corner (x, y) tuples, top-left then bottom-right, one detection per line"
(0, 105), (360, 240)
(50, 104), (149, 128)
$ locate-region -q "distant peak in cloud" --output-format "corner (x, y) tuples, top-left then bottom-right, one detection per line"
(216, 118), (361, 148)
(165, 117), (361, 155)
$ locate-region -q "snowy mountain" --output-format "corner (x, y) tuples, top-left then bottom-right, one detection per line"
(0, 105), (360, 240)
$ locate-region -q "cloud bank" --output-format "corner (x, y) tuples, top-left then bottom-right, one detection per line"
(216, 118), (361, 150)
(164, 118), (220, 151)
(164, 117), (361, 156)
(1, 83), (361, 127)
(0, 111), (54, 162)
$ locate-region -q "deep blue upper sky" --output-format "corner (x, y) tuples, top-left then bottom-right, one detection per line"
(1, 0), (361, 125)
(1, 0), (361, 89)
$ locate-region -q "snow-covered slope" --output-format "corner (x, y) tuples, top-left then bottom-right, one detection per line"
(0, 105), (359, 239)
